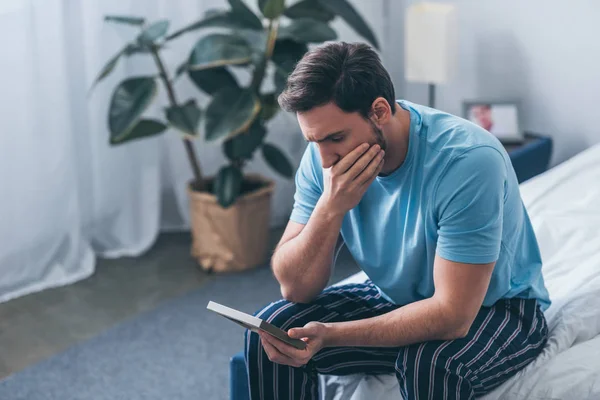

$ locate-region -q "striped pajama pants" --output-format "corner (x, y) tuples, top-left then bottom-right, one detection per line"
(244, 280), (548, 399)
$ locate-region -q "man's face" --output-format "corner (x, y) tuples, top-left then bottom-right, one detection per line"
(297, 102), (386, 169)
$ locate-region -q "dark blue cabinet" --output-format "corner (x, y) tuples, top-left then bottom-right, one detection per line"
(503, 133), (553, 183)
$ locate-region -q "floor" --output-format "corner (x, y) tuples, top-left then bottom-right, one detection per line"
(0, 228), (360, 381)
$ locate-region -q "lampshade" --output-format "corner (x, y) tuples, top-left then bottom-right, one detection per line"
(404, 2), (457, 84)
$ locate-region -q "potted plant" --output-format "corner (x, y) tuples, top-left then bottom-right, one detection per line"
(91, 0), (378, 273)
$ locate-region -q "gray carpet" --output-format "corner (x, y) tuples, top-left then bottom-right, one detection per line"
(0, 253), (359, 400)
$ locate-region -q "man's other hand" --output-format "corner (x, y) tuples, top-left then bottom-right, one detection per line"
(258, 322), (328, 368)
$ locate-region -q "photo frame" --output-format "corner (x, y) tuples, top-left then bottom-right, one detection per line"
(463, 100), (524, 144)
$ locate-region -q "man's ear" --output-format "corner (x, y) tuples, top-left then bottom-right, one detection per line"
(370, 97), (392, 125)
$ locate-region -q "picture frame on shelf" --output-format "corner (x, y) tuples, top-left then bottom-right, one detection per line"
(463, 100), (524, 144)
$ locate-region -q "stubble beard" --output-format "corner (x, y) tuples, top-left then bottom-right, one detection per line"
(369, 119), (387, 151)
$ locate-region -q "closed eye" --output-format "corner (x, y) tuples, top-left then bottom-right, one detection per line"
(330, 136), (344, 143)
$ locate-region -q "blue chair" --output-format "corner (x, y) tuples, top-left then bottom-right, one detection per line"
(230, 351), (249, 400)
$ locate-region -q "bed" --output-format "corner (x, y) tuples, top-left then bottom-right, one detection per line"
(320, 142), (600, 399)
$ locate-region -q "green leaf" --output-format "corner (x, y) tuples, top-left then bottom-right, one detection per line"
(224, 120), (267, 160)
(123, 43), (154, 56)
(91, 48), (124, 89)
(188, 34), (252, 70)
(271, 39), (308, 94)
(259, 0), (286, 19)
(235, 29), (268, 54)
(104, 15), (145, 26)
(175, 61), (188, 78)
(262, 143), (293, 178)
(165, 10), (261, 41)
(284, 0), (334, 22)
(214, 165), (243, 208)
(166, 100), (202, 136)
(110, 119), (167, 145)
(188, 67), (239, 95)
(278, 18), (337, 43)
(317, 0), (379, 49)
(138, 20), (170, 45)
(108, 77), (157, 137)
(251, 52), (266, 69)
(91, 40), (160, 92)
(272, 39), (308, 68)
(260, 93), (279, 121)
(228, 0), (263, 30)
(205, 87), (261, 141)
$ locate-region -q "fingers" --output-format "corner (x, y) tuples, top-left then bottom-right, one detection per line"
(287, 324), (314, 339)
(260, 335), (299, 366)
(262, 333), (305, 359)
(260, 333), (308, 367)
(356, 149), (385, 186)
(331, 143), (370, 175)
(347, 145), (383, 180)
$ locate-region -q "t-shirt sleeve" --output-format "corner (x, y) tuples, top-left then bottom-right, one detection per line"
(434, 146), (507, 264)
(289, 144), (323, 225)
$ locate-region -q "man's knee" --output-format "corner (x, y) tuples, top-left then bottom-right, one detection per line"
(396, 343), (465, 376)
(395, 343), (475, 399)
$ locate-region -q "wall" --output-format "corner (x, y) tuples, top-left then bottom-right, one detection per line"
(398, 0), (600, 166)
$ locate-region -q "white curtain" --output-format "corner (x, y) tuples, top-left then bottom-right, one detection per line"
(0, 0), (309, 303)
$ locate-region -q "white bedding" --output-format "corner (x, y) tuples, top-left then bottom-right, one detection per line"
(321, 143), (600, 400)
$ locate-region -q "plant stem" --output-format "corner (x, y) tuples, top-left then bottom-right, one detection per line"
(250, 18), (279, 93)
(150, 46), (205, 191)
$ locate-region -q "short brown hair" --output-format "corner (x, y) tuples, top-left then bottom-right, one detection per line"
(278, 42), (396, 118)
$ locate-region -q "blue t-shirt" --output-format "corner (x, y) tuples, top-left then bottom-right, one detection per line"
(290, 100), (551, 311)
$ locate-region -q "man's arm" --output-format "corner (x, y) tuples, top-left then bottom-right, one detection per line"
(272, 143), (385, 303)
(271, 209), (344, 304)
(322, 255), (495, 347)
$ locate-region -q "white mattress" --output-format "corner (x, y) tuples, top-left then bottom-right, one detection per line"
(321, 143), (600, 400)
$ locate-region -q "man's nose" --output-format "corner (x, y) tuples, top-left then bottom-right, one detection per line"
(319, 149), (339, 169)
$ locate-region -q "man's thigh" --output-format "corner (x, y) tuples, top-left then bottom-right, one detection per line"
(397, 297), (548, 397)
(251, 280), (399, 330)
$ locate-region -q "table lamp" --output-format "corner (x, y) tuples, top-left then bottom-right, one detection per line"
(404, 2), (457, 108)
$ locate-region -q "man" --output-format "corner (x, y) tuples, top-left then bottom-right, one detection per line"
(244, 42), (550, 399)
